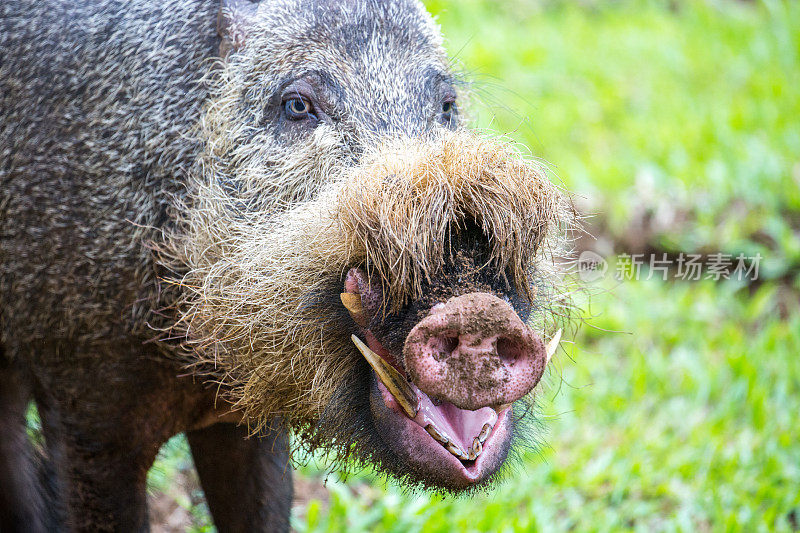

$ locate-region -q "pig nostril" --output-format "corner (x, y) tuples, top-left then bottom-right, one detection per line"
(431, 334), (459, 361)
(496, 337), (522, 366)
(405, 293), (545, 411)
(442, 335), (459, 354)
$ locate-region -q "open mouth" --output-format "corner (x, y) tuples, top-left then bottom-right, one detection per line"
(350, 327), (560, 480)
(341, 267), (560, 485)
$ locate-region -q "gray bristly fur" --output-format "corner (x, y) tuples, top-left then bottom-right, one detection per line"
(1, 0), (217, 353)
(2, 1), (230, 527)
(155, 0), (475, 430)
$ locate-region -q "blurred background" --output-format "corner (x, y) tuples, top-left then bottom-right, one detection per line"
(145, 1), (800, 530)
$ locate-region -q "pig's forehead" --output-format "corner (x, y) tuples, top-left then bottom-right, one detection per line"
(270, 0), (442, 43)
(251, 0), (448, 80)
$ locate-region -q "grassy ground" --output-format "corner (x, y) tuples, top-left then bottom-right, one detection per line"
(434, 0), (800, 279)
(148, 1), (800, 531)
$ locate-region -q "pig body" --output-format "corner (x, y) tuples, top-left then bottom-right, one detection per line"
(0, 0), (573, 531)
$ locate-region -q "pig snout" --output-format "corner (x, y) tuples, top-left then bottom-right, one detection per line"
(403, 293), (547, 411)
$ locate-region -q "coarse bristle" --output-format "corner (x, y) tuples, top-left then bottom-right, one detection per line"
(161, 125), (574, 436)
(337, 130), (569, 310)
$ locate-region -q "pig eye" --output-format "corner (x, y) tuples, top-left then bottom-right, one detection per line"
(441, 99), (457, 124)
(284, 97), (315, 120)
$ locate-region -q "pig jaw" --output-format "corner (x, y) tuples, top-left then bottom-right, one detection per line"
(344, 268), (553, 489)
(370, 375), (514, 489)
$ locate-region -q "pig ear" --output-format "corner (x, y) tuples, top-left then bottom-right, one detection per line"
(217, 0), (260, 58)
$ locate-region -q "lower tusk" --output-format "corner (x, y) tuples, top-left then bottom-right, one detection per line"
(351, 334), (418, 419)
(545, 328), (562, 366)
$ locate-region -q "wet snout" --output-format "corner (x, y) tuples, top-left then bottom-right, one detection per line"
(403, 293), (547, 411)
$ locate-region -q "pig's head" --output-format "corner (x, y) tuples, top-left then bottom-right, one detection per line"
(162, 0), (575, 492)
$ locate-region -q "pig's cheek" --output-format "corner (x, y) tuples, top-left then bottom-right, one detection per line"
(369, 377), (400, 437)
(369, 379), (410, 440)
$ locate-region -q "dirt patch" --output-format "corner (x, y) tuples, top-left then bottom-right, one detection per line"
(404, 291), (541, 410)
(291, 475), (331, 522)
(148, 463), (331, 531)
(147, 467), (206, 532)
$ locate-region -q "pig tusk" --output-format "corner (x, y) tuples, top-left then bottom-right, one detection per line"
(341, 293), (367, 327)
(340, 293), (363, 315)
(545, 328), (562, 366)
(351, 334), (418, 419)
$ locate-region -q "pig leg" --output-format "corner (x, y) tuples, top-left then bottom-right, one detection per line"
(187, 422), (293, 532)
(45, 418), (159, 531)
(32, 346), (193, 532)
(0, 357), (48, 533)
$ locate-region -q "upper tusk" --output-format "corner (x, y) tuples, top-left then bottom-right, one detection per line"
(545, 328), (562, 366)
(340, 293), (363, 315)
(351, 334), (418, 419)
(341, 293), (367, 327)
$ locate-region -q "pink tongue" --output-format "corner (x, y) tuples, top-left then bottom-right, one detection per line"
(412, 385), (498, 452)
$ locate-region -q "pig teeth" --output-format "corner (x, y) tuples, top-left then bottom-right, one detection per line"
(340, 293), (366, 326)
(468, 437), (483, 460)
(351, 331), (496, 464)
(544, 328), (562, 366)
(478, 423), (492, 444)
(351, 334), (418, 419)
(427, 423), (485, 461)
(447, 441), (469, 461)
(425, 424), (449, 445)
(473, 437), (483, 455)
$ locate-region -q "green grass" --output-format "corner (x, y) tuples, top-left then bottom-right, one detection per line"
(147, 1), (800, 531)
(429, 0), (800, 279)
